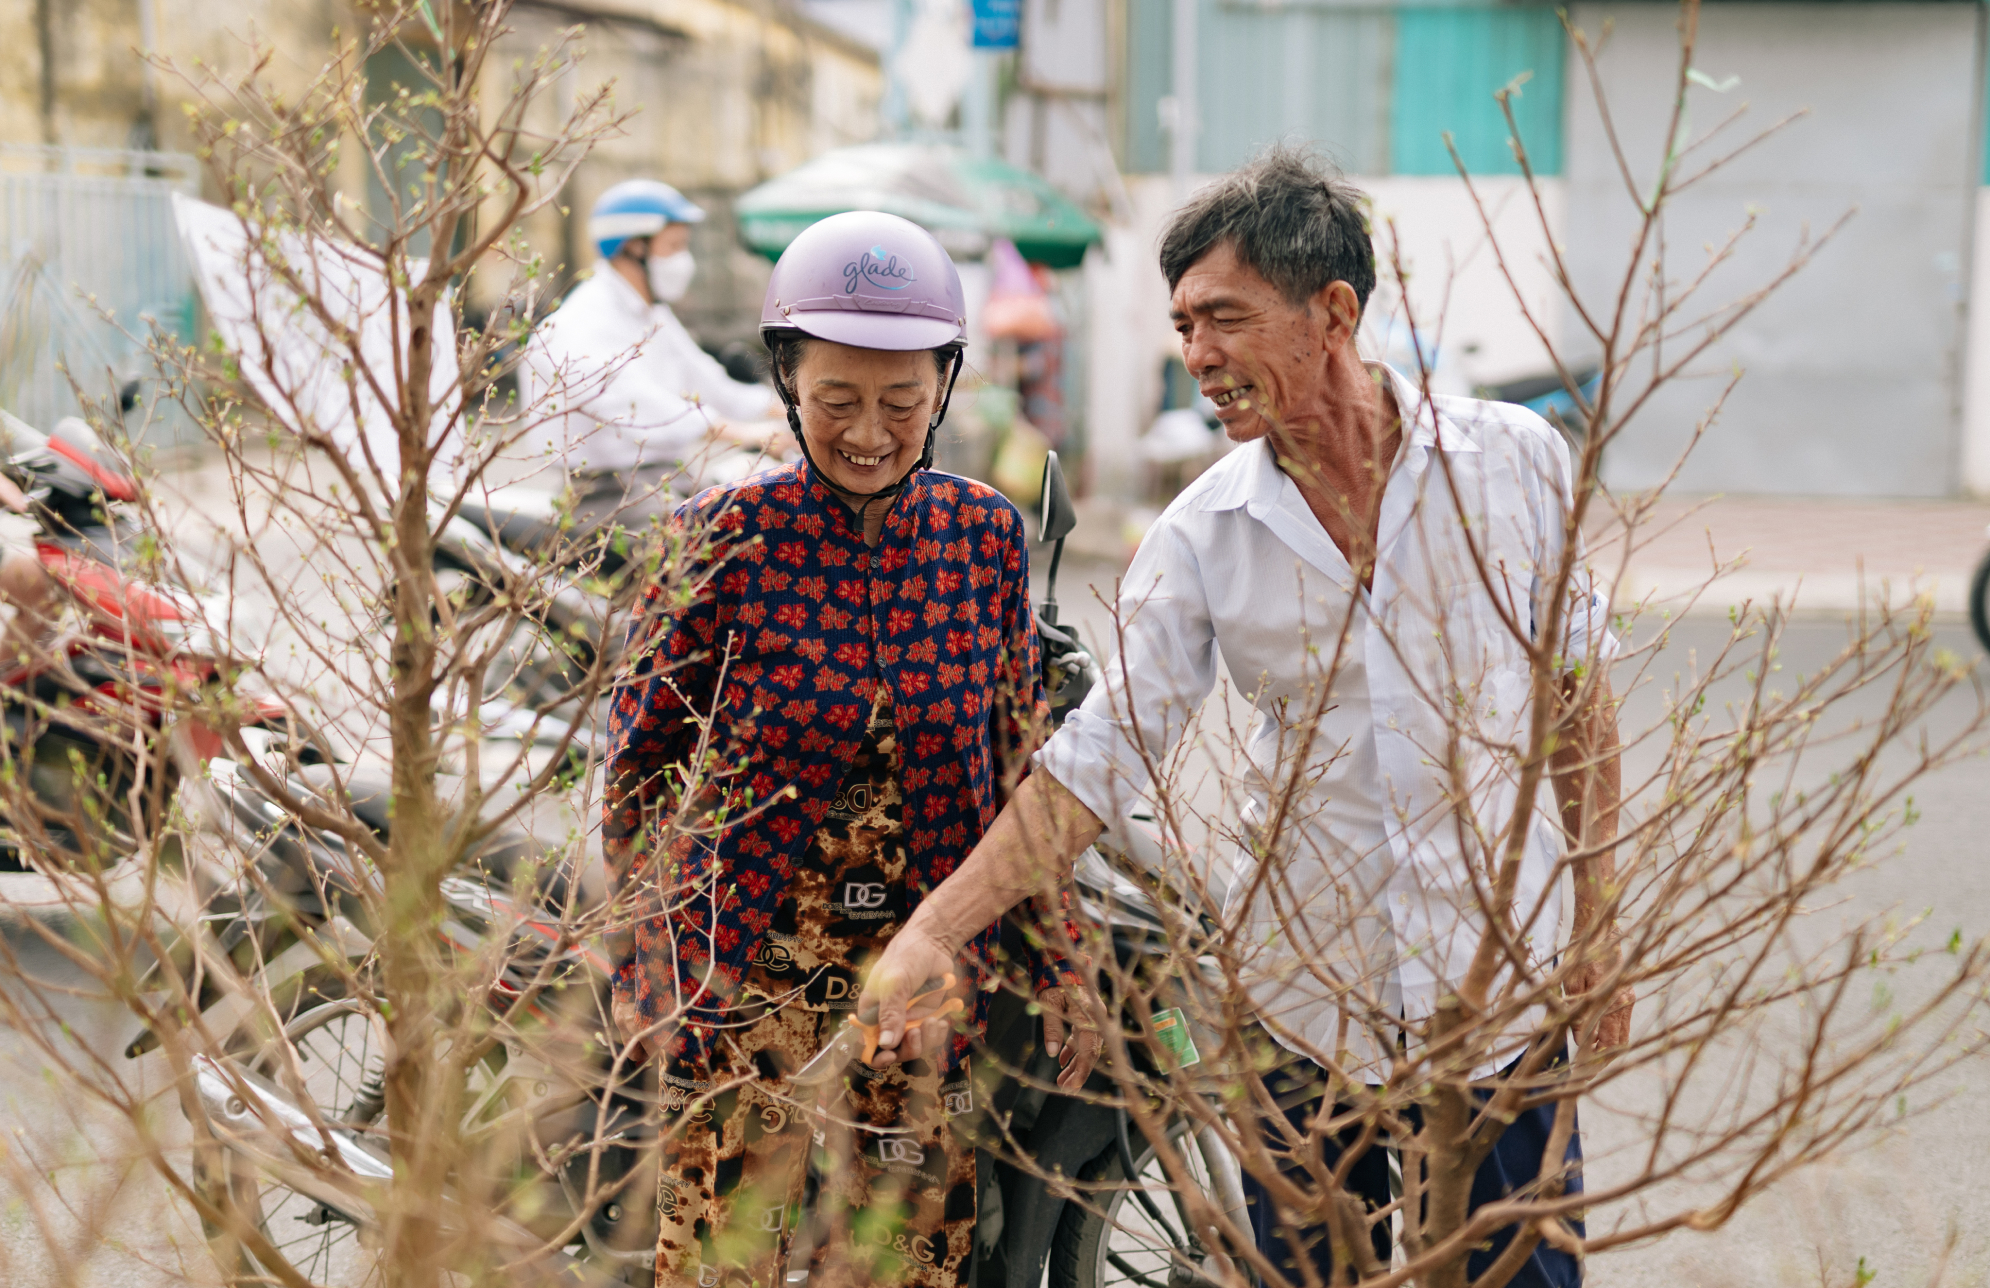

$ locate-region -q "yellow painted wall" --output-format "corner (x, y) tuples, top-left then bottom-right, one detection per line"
(2, 0), (880, 345)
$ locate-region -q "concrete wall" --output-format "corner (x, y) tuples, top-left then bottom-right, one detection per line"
(1564, 3), (1980, 498)
(1966, 190), (1990, 495)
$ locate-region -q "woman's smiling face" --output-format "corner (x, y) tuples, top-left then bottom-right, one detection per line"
(791, 340), (942, 496)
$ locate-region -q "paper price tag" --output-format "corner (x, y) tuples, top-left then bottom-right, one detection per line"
(1152, 1007), (1201, 1068)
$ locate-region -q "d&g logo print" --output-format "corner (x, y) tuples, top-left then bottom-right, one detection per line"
(843, 246), (917, 293)
(751, 938), (795, 973)
(828, 864), (901, 925)
(843, 881), (888, 909)
(829, 781), (884, 818)
(876, 1138), (926, 1166)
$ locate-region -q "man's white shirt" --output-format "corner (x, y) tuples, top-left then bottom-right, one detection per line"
(520, 269), (767, 474)
(1036, 363), (1618, 1080)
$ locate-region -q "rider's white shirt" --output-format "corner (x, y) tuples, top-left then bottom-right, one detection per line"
(643, 299), (777, 425)
(1036, 363), (1618, 1081)
(518, 269), (713, 474)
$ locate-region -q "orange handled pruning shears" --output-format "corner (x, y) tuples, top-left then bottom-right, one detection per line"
(788, 973), (965, 1086)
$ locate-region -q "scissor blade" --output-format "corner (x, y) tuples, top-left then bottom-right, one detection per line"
(789, 1019), (869, 1086)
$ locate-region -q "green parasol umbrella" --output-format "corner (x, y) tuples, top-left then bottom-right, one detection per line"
(735, 143), (1103, 269)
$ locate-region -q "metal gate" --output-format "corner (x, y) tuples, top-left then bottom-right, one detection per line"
(0, 144), (201, 445)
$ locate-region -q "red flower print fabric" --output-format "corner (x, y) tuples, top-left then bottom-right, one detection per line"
(603, 464), (1073, 1066)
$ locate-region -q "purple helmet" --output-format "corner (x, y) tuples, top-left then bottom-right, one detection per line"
(760, 211), (967, 352)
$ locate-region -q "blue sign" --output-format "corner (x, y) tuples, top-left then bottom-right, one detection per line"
(971, 0), (1021, 49)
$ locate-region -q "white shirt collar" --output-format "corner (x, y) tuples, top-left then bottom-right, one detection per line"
(1196, 362), (1480, 516)
(1379, 360), (1478, 455)
(595, 262), (654, 322)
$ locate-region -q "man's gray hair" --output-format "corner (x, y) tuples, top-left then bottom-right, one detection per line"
(1158, 147), (1376, 312)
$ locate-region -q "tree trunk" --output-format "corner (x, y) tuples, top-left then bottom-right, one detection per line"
(379, 289), (457, 1288)
(1420, 1002), (1480, 1288)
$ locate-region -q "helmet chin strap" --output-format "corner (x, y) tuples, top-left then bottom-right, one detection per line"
(777, 349), (965, 529)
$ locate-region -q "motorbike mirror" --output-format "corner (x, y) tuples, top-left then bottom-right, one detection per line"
(1039, 451), (1076, 545)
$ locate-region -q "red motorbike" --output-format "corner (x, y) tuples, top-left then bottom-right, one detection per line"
(0, 408), (308, 868)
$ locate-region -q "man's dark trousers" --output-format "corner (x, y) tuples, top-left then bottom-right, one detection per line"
(1241, 1053), (1584, 1287)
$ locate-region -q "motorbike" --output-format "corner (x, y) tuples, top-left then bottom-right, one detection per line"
(429, 488), (620, 749)
(425, 443), (786, 740)
(968, 452), (1244, 1288)
(1478, 367), (1602, 443)
(165, 756), (643, 1286)
(0, 408), (311, 869)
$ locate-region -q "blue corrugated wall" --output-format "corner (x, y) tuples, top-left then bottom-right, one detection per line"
(1120, 2), (1567, 178)
(1392, 7), (1566, 176)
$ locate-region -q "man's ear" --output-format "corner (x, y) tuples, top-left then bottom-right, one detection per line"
(1320, 280), (1362, 349)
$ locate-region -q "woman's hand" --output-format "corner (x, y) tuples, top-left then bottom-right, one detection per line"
(1037, 985), (1104, 1090)
(860, 925), (959, 1069)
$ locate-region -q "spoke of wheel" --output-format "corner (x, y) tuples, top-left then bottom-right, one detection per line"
(1163, 1147), (1211, 1253)
(1115, 1112), (1190, 1252)
(1106, 1252), (1173, 1288)
(239, 1005), (389, 1286)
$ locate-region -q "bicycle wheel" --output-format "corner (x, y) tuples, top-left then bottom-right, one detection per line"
(1048, 1120), (1228, 1288)
(209, 998), (394, 1286)
(204, 995), (566, 1285)
(1970, 546), (1990, 656)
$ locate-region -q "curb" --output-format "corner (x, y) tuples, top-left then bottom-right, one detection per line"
(1611, 567), (1975, 620)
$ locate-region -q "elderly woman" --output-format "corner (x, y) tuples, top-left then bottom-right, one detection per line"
(603, 212), (1097, 1288)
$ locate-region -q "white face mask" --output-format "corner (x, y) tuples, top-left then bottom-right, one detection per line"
(647, 249), (695, 302)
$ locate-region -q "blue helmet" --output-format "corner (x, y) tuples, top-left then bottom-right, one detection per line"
(588, 179), (706, 258)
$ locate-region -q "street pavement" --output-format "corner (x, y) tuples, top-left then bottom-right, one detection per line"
(1042, 502), (1990, 1288)
(0, 469), (1986, 1285)
(1594, 492), (1990, 619)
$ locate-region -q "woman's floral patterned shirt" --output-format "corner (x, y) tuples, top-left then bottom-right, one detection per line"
(603, 463), (1071, 1065)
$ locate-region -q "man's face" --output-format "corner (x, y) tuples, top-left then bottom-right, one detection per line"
(1169, 241), (1350, 443)
(649, 223), (693, 257)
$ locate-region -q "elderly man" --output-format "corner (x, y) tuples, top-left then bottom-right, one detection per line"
(858, 149), (1630, 1286)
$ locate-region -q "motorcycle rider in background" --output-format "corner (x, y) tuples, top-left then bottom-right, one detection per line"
(519, 178), (786, 541)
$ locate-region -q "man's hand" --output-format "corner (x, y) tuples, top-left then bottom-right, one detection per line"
(1554, 673), (1627, 1054)
(1038, 985), (1104, 1090)
(611, 991), (651, 1065)
(863, 771), (1104, 1068)
(860, 926), (959, 1069)
(1566, 943), (1634, 1054)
